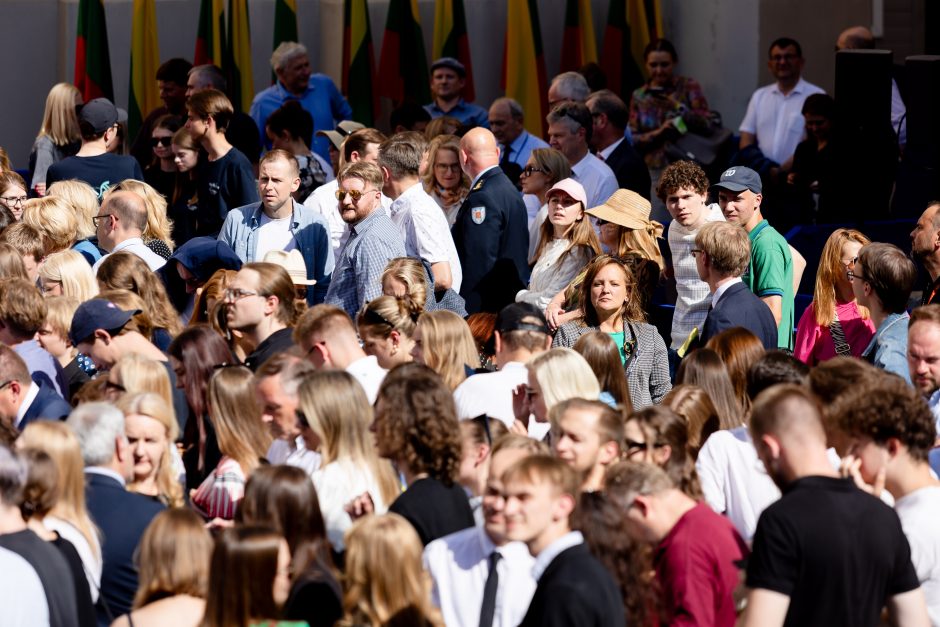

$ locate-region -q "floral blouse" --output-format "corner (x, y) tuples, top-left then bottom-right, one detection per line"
(628, 75), (710, 170)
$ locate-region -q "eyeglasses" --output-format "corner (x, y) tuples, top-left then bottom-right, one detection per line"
(335, 188), (376, 202)
(92, 214), (114, 227)
(222, 288), (260, 302)
(434, 163), (461, 173)
(0, 196), (27, 207)
(521, 165), (546, 177)
(690, 248), (703, 257)
(846, 269), (868, 283)
(150, 136), (172, 147)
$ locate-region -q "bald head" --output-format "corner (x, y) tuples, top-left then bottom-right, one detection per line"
(459, 127), (500, 179)
(837, 25), (875, 50)
(104, 191), (148, 233)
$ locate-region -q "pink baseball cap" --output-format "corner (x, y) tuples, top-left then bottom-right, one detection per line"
(545, 178), (588, 208)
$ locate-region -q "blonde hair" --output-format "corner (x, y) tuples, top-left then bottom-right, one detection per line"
(381, 257), (428, 306)
(528, 348), (601, 409)
(356, 295), (420, 340)
(416, 310), (479, 391)
(422, 135), (470, 195)
(208, 366), (271, 474)
(117, 392), (184, 508)
(38, 250), (99, 302)
(133, 509), (212, 608)
(37, 83), (81, 146)
(42, 295), (80, 341)
(296, 371), (399, 506)
(96, 252), (183, 337)
(614, 225), (666, 272)
(110, 354), (175, 410)
(0, 243), (28, 280)
(45, 179), (99, 239)
(813, 228), (871, 327)
(22, 196), (78, 253)
(342, 514), (442, 627)
(109, 180), (175, 251)
(17, 422), (100, 561)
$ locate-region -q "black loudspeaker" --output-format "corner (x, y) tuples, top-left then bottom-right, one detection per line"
(828, 50), (897, 223)
(892, 55), (940, 218)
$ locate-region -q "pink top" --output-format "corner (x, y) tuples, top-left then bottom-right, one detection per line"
(191, 456), (246, 520)
(794, 300), (876, 365)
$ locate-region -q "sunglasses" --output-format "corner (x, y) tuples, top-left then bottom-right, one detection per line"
(335, 188), (376, 202)
(521, 165), (546, 177)
(150, 136), (172, 147)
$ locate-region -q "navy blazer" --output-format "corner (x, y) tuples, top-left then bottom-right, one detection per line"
(519, 543), (625, 627)
(85, 472), (165, 626)
(604, 139), (652, 200)
(19, 383), (72, 428)
(451, 167), (529, 314)
(701, 281), (779, 349)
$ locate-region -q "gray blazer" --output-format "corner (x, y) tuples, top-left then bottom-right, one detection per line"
(553, 320), (671, 409)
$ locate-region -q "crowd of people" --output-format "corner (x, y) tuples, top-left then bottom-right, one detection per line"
(0, 21), (936, 627)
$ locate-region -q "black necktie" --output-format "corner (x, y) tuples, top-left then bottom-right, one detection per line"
(500, 144), (511, 166)
(478, 551), (502, 627)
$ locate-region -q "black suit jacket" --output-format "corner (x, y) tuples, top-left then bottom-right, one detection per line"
(604, 139), (652, 200)
(519, 543), (625, 627)
(85, 472), (165, 625)
(19, 383), (71, 428)
(451, 167), (529, 313)
(701, 281), (778, 349)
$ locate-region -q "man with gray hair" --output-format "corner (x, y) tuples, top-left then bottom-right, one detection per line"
(488, 97), (549, 180)
(548, 71), (590, 108)
(186, 64), (261, 165)
(254, 352), (320, 474)
(546, 101), (617, 209)
(379, 133), (462, 292)
(93, 190), (167, 272)
(68, 402), (165, 624)
(250, 41), (353, 161)
(0, 445), (79, 626)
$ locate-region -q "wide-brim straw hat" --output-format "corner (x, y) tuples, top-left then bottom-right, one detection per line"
(263, 249), (316, 286)
(587, 189), (655, 231)
(316, 120), (366, 151)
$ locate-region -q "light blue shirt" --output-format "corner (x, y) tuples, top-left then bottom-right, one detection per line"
(503, 130), (549, 169)
(862, 311), (911, 383)
(218, 200), (334, 304)
(425, 98), (490, 129)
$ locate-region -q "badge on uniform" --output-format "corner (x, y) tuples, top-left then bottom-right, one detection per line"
(471, 206), (486, 224)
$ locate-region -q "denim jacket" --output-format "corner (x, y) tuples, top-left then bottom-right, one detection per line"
(218, 200), (334, 304)
(861, 311), (910, 383)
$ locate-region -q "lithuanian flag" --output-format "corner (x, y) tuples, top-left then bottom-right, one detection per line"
(502, 0), (547, 137)
(226, 0), (254, 112)
(600, 0), (662, 99)
(559, 0), (597, 73)
(195, 0), (226, 66)
(128, 0), (160, 139)
(377, 0), (430, 105)
(272, 0), (298, 81)
(74, 0), (114, 102)
(432, 0), (475, 102)
(343, 0), (377, 125)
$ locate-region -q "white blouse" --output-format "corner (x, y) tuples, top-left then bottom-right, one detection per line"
(516, 239), (593, 312)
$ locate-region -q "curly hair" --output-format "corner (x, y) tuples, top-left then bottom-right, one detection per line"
(831, 373), (936, 462)
(656, 159), (709, 200)
(374, 363), (462, 484)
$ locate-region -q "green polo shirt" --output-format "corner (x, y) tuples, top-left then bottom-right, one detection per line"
(742, 219), (794, 350)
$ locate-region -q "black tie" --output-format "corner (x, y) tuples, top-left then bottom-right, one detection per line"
(500, 144), (511, 166)
(478, 551), (502, 627)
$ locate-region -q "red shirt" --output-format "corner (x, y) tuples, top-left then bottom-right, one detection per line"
(654, 502), (749, 626)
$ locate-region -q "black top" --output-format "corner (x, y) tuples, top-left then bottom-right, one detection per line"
(52, 534), (97, 627)
(0, 529), (80, 627)
(46, 153), (144, 199)
(604, 138), (652, 200)
(388, 477), (474, 546)
(451, 167), (530, 314)
(143, 166), (177, 202)
(747, 475), (920, 627)
(283, 571), (343, 627)
(243, 327), (295, 372)
(194, 147), (259, 236)
(519, 543), (625, 627)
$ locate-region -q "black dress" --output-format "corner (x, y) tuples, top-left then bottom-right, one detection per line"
(51, 533), (97, 627)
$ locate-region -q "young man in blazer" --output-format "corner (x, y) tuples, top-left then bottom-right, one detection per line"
(503, 455), (624, 627)
(696, 220), (778, 349)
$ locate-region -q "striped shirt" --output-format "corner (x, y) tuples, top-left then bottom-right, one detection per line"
(191, 456), (246, 521)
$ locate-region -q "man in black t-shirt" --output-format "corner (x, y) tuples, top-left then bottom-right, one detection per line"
(46, 98), (144, 200)
(740, 384), (928, 627)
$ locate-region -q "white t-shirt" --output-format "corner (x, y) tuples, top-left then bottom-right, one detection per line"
(0, 546), (48, 627)
(346, 355), (387, 404)
(739, 77), (826, 165)
(389, 182), (463, 292)
(895, 485), (940, 626)
(254, 212), (298, 261)
(313, 459), (389, 551)
(453, 362), (551, 441)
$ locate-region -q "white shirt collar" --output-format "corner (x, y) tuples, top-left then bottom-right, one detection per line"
(111, 237), (144, 254)
(712, 277), (743, 306)
(531, 530), (584, 581)
(598, 137), (624, 161)
(389, 180), (425, 216)
(14, 382), (39, 428)
(772, 76), (811, 96)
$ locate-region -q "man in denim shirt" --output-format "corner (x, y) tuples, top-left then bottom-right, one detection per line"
(853, 242), (917, 382)
(218, 149), (333, 305)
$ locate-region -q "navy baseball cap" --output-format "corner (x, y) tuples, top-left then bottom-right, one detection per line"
(69, 299), (140, 345)
(79, 98), (119, 134)
(711, 166), (763, 194)
(430, 57), (466, 77)
(495, 302), (550, 335)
